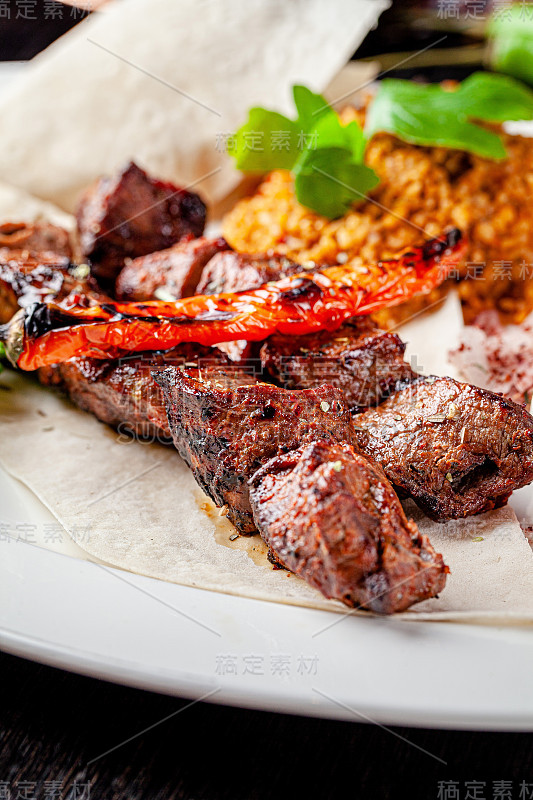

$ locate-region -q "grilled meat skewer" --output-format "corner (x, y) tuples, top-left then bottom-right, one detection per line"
(153, 365), (357, 533)
(76, 161), (207, 284)
(115, 236), (229, 302)
(354, 376), (533, 521)
(0, 223), (529, 612)
(0, 228), (447, 614)
(39, 344), (231, 441)
(250, 440), (447, 614)
(261, 317), (416, 413)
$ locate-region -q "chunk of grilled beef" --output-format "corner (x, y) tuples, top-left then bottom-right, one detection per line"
(76, 161), (206, 284)
(0, 222), (73, 259)
(39, 344), (229, 441)
(261, 317), (416, 412)
(116, 236), (229, 301)
(0, 251), (107, 324)
(195, 251), (302, 295)
(114, 234), (262, 364)
(153, 366), (358, 533)
(249, 440), (447, 613)
(354, 375), (533, 521)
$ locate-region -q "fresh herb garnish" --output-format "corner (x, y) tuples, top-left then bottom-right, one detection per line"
(294, 147), (379, 219)
(229, 85), (378, 218)
(488, 5), (533, 86)
(0, 342), (5, 375)
(365, 73), (533, 160)
(230, 73), (533, 219)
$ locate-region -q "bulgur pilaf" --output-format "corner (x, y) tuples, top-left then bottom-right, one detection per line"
(223, 116), (533, 326)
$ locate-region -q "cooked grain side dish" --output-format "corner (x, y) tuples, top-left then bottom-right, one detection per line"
(223, 111), (533, 326)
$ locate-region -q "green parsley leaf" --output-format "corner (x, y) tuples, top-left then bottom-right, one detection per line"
(293, 147), (379, 219)
(228, 107), (300, 172)
(365, 73), (533, 160)
(453, 72), (533, 121)
(0, 342), (5, 375)
(230, 85), (375, 217)
(365, 77), (519, 159)
(311, 113), (367, 161)
(488, 6), (533, 86)
(292, 85), (332, 130)
(229, 86), (345, 174)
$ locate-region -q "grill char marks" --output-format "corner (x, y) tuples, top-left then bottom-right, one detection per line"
(39, 344), (229, 441)
(354, 375), (533, 521)
(261, 317), (416, 412)
(116, 237), (229, 301)
(76, 161), (207, 284)
(195, 251), (302, 295)
(153, 366), (357, 533)
(249, 440), (447, 614)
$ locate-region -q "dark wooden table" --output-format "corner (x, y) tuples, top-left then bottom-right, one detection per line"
(0, 649), (532, 800)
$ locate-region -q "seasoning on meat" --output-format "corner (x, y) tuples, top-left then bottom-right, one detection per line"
(39, 343), (230, 441)
(153, 365), (357, 533)
(261, 317), (416, 412)
(116, 236), (228, 301)
(76, 161), (207, 284)
(249, 440), (448, 613)
(354, 375), (533, 521)
(195, 251), (302, 295)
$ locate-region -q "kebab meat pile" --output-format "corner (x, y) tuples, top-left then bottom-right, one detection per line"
(2, 161), (533, 615)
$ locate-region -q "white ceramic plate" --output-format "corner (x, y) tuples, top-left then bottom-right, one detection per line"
(2, 61), (533, 732)
(2, 461), (533, 731)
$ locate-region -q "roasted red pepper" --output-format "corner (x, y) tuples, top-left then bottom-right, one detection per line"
(2, 230), (465, 370)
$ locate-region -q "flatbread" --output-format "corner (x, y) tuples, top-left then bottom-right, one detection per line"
(1, 295), (533, 623)
(0, 2), (532, 621)
(0, 0), (388, 211)
(0, 182), (74, 231)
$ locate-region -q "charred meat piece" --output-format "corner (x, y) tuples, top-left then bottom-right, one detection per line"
(195, 251), (302, 295)
(39, 344), (229, 441)
(153, 366), (358, 533)
(76, 161), (206, 283)
(250, 440), (447, 613)
(0, 251), (106, 324)
(354, 376), (533, 521)
(0, 222), (73, 259)
(261, 317), (416, 412)
(116, 236), (229, 301)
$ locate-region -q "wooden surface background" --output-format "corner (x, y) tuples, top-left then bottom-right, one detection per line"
(1, 650), (532, 800)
